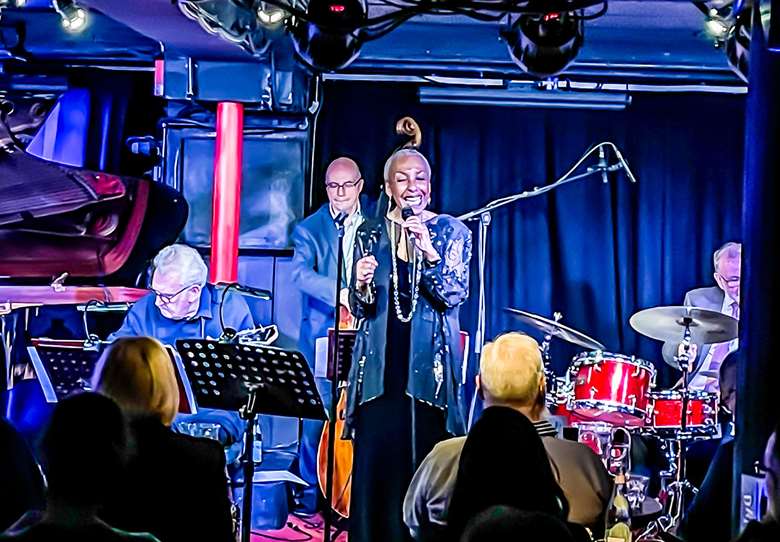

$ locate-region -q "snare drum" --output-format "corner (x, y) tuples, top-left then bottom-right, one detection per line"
(645, 390), (719, 436)
(568, 351), (656, 427)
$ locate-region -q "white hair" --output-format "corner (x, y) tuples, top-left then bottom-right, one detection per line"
(383, 148), (432, 183)
(713, 242), (741, 272)
(152, 244), (208, 287)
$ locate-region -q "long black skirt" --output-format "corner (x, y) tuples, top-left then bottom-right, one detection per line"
(350, 259), (449, 542)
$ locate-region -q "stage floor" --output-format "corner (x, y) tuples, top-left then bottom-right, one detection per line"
(252, 512), (349, 542)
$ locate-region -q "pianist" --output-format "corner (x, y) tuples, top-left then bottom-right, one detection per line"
(107, 243), (256, 450)
(109, 243), (254, 343)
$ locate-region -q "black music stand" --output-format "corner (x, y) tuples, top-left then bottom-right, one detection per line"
(175, 339), (326, 542)
(27, 339), (103, 402)
(326, 328), (356, 382)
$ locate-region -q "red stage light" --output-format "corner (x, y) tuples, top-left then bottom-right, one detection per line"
(543, 12), (561, 22)
(329, 4), (345, 12)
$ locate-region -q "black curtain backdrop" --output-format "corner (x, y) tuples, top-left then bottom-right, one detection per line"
(314, 82), (745, 389)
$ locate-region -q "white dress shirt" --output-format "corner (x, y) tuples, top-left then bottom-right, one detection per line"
(689, 295), (739, 391)
(329, 204), (363, 285)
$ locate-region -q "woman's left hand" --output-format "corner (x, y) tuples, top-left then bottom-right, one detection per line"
(403, 215), (440, 262)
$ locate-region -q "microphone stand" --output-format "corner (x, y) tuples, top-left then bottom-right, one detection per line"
(324, 213), (346, 542)
(459, 142), (635, 428)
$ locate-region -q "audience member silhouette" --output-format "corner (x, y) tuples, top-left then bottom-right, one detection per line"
(0, 417), (44, 532)
(0, 392), (159, 542)
(459, 506), (575, 542)
(446, 406), (588, 541)
(95, 337), (234, 542)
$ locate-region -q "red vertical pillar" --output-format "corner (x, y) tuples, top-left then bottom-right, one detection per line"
(209, 101), (244, 284)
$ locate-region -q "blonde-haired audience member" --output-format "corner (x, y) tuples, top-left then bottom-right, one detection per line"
(95, 338), (234, 542)
(403, 332), (612, 542)
(95, 337), (179, 426)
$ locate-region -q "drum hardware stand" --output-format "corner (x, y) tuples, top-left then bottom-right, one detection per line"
(644, 318), (698, 536)
(540, 312), (562, 405)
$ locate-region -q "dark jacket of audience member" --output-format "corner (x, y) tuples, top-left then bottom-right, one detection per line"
(446, 407), (586, 541)
(95, 337), (234, 542)
(0, 392), (159, 542)
(460, 506), (575, 542)
(0, 417), (44, 532)
(101, 415), (234, 542)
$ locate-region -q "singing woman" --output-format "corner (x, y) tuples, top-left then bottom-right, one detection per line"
(345, 118), (472, 542)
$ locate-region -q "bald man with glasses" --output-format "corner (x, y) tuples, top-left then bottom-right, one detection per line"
(290, 156), (370, 514)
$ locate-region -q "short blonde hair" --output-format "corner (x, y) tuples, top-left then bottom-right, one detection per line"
(96, 337), (180, 426)
(480, 333), (543, 406)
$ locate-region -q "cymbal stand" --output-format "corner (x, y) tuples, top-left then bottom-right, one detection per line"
(643, 318), (698, 536)
(540, 312), (561, 406)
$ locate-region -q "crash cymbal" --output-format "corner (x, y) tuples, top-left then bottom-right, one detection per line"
(629, 306), (738, 345)
(504, 308), (605, 351)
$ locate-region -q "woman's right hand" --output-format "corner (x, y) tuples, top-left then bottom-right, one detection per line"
(355, 255), (378, 289)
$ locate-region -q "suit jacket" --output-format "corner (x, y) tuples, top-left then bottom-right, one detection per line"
(661, 286), (726, 378)
(402, 432), (612, 540)
(100, 417), (234, 542)
(291, 204), (349, 367)
(291, 201), (372, 367)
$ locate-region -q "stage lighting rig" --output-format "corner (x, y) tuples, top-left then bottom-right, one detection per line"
(289, 0), (366, 71)
(52, 0), (88, 33)
(501, 4), (585, 78)
(178, 0), (273, 56)
(257, 0), (288, 27)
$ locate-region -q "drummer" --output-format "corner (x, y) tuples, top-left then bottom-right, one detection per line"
(662, 242), (741, 392)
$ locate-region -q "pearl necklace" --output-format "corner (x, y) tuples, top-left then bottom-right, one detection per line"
(389, 220), (422, 323)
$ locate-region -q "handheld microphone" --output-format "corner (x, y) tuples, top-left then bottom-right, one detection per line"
(401, 206), (420, 249)
(598, 145), (609, 184)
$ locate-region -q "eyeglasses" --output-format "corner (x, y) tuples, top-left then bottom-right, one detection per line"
(153, 284), (198, 304)
(717, 273), (741, 287)
(325, 178), (362, 191)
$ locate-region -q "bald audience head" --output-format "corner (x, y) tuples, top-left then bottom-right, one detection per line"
(325, 157), (364, 215)
(477, 333), (546, 419)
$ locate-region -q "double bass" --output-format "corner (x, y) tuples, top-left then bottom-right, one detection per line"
(315, 308), (355, 518)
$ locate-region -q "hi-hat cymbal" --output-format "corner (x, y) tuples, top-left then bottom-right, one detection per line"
(629, 306), (738, 344)
(504, 308), (605, 351)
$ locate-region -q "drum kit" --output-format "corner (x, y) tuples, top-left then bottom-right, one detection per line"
(506, 304), (739, 537)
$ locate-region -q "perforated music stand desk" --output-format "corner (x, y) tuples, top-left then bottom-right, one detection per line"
(174, 339), (327, 420)
(27, 339), (197, 414)
(27, 339), (102, 402)
(327, 328), (357, 382)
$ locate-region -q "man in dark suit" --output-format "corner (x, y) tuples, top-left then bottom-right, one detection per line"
(290, 156), (366, 513)
(662, 241), (741, 392)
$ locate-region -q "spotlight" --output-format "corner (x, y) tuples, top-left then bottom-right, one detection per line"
(52, 0), (88, 33)
(501, 8), (584, 78)
(289, 0), (366, 72)
(256, 1), (287, 27)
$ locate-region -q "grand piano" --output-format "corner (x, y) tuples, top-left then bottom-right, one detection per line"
(0, 110), (188, 393)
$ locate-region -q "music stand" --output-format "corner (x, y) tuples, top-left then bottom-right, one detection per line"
(175, 339), (326, 542)
(27, 339), (103, 402)
(326, 328), (356, 382)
